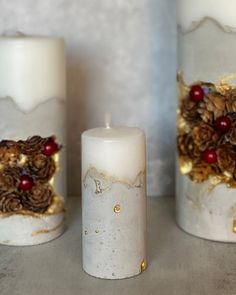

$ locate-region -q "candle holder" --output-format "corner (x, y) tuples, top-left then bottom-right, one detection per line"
(176, 3), (236, 242)
(82, 127), (147, 279)
(0, 36), (66, 246)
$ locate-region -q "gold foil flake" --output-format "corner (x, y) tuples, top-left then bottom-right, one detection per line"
(233, 219), (236, 233)
(140, 259), (147, 272)
(113, 204), (121, 213)
(18, 154), (27, 166)
(179, 159), (192, 175)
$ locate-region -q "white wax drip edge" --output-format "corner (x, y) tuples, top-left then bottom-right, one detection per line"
(177, 0), (236, 33)
(178, 17), (236, 34)
(0, 95), (65, 114)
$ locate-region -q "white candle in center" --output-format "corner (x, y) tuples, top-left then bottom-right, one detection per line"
(81, 125), (147, 279)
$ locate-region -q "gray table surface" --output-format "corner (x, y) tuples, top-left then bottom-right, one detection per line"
(1, 197), (236, 295)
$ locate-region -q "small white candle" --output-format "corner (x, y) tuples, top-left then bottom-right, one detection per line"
(81, 124), (147, 279)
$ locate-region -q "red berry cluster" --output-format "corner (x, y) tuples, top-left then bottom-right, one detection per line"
(189, 85), (232, 165)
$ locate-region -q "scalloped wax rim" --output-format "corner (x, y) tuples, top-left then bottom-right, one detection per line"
(0, 95), (65, 114)
(177, 0), (236, 32)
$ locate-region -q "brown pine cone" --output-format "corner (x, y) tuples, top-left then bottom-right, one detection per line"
(192, 123), (218, 151)
(0, 142), (20, 166)
(201, 92), (226, 120)
(180, 100), (200, 124)
(225, 88), (236, 112)
(197, 103), (214, 124)
(217, 145), (236, 174)
(18, 136), (48, 156)
(0, 191), (23, 213)
(189, 161), (213, 183)
(226, 121), (236, 145)
(27, 154), (56, 183)
(177, 134), (201, 158)
(1, 167), (21, 189)
(22, 184), (54, 213)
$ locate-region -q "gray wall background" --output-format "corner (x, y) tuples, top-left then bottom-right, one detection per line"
(0, 0), (176, 197)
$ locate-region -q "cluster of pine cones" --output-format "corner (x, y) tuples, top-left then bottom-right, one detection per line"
(177, 79), (236, 184)
(0, 136), (60, 213)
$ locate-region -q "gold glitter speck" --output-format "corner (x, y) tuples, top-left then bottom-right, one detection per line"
(140, 260), (147, 272)
(233, 219), (236, 233)
(113, 204), (121, 213)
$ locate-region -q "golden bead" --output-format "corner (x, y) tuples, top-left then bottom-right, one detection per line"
(113, 204), (121, 213)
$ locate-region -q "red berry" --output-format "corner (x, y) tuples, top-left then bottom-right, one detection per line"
(215, 116), (232, 133)
(202, 149), (217, 164)
(189, 85), (205, 102)
(43, 139), (58, 156)
(18, 175), (34, 191)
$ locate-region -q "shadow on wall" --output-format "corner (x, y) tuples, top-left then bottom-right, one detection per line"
(66, 52), (105, 197)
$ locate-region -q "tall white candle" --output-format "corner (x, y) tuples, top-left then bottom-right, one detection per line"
(177, 1), (236, 242)
(0, 35), (66, 246)
(82, 126), (147, 279)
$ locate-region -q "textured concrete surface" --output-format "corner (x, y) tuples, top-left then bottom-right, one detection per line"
(0, 0), (176, 197)
(0, 197), (236, 295)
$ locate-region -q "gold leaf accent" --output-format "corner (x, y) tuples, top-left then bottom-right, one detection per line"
(140, 259), (147, 272)
(233, 219), (236, 233)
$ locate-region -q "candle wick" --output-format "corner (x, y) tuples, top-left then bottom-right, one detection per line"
(105, 112), (111, 129)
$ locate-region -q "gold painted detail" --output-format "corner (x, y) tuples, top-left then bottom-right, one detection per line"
(83, 167), (145, 196)
(140, 259), (147, 272)
(113, 204), (121, 213)
(233, 219), (236, 233)
(31, 218), (65, 236)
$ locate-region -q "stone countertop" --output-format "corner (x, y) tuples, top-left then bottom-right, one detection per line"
(1, 197), (236, 295)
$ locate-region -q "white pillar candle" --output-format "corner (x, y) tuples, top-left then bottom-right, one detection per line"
(177, 1), (236, 242)
(0, 34), (66, 246)
(82, 125), (147, 279)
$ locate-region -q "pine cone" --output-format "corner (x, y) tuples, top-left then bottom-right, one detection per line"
(201, 92), (226, 120)
(226, 121), (236, 145)
(18, 136), (48, 156)
(177, 134), (200, 158)
(192, 123), (218, 151)
(197, 104), (214, 123)
(217, 145), (236, 174)
(226, 88), (236, 113)
(0, 141), (20, 166)
(1, 167), (21, 189)
(189, 161), (213, 183)
(0, 191), (23, 213)
(180, 100), (200, 124)
(22, 184), (54, 213)
(27, 154), (56, 183)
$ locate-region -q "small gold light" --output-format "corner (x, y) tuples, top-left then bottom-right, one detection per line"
(113, 204), (121, 213)
(140, 259), (147, 272)
(233, 219), (236, 233)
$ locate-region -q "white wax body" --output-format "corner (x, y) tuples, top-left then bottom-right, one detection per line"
(177, 0), (236, 31)
(0, 36), (66, 112)
(82, 127), (147, 279)
(177, 5), (236, 242)
(0, 36), (66, 246)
